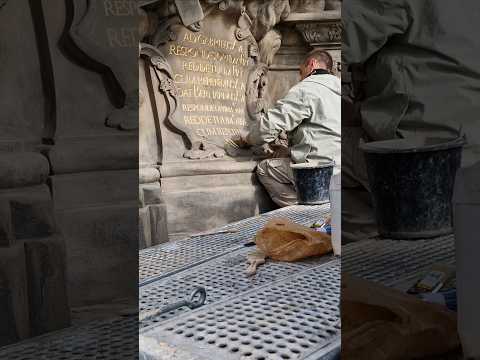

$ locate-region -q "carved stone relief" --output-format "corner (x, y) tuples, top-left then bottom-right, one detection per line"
(296, 22), (342, 46)
(139, 0), (291, 161)
(64, 0), (139, 131)
(139, 0), (341, 162)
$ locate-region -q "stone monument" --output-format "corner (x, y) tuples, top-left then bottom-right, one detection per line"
(0, 0), (139, 341)
(139, 0), (342, 243)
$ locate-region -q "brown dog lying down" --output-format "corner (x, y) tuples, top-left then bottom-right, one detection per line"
(342, 274), (460, 360)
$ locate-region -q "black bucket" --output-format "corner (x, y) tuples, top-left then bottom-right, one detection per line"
(291, 161), (334, 205)
(360, 136), (465, 239)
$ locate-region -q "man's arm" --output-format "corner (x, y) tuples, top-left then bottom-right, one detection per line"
(246, 86), (312, 146)
(342, 0), (410, 65)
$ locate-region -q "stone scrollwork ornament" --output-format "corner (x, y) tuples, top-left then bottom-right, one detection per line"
(141, 43), (225, 160)
(246, 63), (269, 120)
(142, 0), (295, 160)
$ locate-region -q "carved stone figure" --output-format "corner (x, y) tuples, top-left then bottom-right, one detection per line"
(64, 0), (139, 130)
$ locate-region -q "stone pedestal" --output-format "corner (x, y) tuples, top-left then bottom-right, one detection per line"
(23, 235), (70, 336)
(0, 152), (71, 341)
(160, 160), (275, 240)
(0, 244), (30, 346)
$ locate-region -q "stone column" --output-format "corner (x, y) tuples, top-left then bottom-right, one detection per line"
(264, 7), (341, 106)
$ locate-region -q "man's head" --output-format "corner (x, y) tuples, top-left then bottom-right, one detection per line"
(299, 50), (334, 80)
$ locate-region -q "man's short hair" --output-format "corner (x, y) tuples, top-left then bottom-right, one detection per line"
(304, 50), (334, 73)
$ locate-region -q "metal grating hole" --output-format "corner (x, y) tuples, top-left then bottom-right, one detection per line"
(342, 235), (455, 288)
(140, 247), (332, 328)
(141, 261), (340, 360)
(0, 315), (137, 359)
(139, 205), (330, 282)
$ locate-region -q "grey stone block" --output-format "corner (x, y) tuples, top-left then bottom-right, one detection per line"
(56, 204), (137, 307)
(0, 200), (13, 247)
(10, 200), (57, 240)
(148, 204), (169, 246)
(23, 235), (71, 336)
(139, 207), (152, 249)
(0, 243), (30, 345)
(0, 153), (49, 189)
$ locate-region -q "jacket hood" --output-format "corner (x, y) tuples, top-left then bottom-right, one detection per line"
(303, 74), (341, 96)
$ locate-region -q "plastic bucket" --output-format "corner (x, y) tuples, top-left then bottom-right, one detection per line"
(291, 161), (334, 205)
(360, 136), (465, 239)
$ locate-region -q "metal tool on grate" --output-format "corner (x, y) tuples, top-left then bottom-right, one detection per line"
(140, 260), (341, 360)
(140, 286), (207, 322)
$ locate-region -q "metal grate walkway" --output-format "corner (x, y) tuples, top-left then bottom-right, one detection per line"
(0, 315), (137, 360)
(140, 260), (341, 360)
(139, 205), (330, 284)
(342, 235), (455, 289)
(1, 204), (457, 360)
(140, 246), (335, 329)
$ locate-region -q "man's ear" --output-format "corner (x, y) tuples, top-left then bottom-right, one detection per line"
(307, 58), (316, 69)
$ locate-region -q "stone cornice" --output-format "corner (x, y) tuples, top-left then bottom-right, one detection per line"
(284, 10), (341, 48)
(284, 10), (340, 23)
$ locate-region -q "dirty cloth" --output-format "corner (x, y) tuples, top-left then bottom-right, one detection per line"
(343, 0), (480, 167)
(256, 157), (297, 207)
(247, 74), (341, 171)
(255, 218), (332, 262)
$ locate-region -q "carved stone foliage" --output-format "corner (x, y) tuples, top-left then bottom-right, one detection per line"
(296, 21), (342, 46)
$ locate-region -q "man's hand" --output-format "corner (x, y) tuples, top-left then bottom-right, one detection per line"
(228, 129), (251, 149)
(270, 143), (290, 158)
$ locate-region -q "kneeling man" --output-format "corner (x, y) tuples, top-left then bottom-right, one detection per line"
(237, 50), (341, 207)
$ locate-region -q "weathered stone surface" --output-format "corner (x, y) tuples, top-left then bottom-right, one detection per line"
(139, 207), (152, 249)
(140, 183), (163, 207)
(10, 199), (57, 240)
(47, 135), (137, 174)
(0, 153), (49, 189)
(2, 0), (139, 324)
(145, 204), (169, 246)
(56, 204), (137, 307)
(0, 184), (51, 203)
(0, 243), (30, 345)
(161, 171), (274, 238)
(40, 0), (140, 310)
(23, 235), (70, 336)
(43, 0), (139, 137)
(139, 182), (169, 248)
(50, 169), (138, 210)
(0, 185), (53, 246)
(0, 0), (45, 147)
(0, 200), (13, 247)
